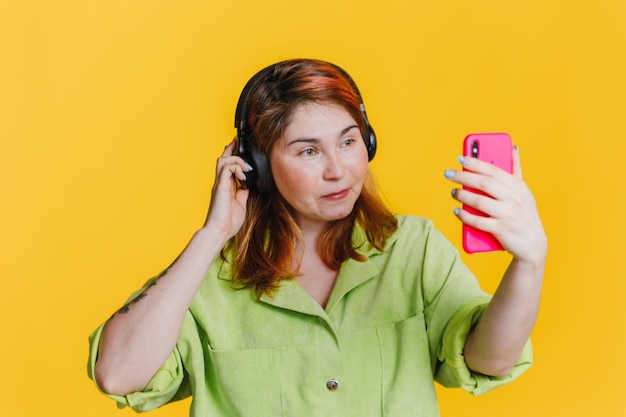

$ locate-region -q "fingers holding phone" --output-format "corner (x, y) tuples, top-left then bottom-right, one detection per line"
(445, 134), (546, 263)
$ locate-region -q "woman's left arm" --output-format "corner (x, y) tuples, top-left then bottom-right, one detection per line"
(445, 145), (547, 377)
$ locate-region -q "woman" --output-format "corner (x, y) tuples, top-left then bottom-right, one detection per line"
(88, 59), (547, 416)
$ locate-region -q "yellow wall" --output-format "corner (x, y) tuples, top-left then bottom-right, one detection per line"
(1, 1), (624, 416)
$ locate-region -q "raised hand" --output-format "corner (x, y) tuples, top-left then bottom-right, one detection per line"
(204, 138), (252, 241)
(445, 146), (547, 266)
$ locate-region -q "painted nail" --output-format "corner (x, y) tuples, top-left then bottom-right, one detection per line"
(453, 207), (460, 216)
(245, 163), (254, 171)
(451, 189), (457, 197)
(457, 155), (467, 166)
(444, 169), (455, 179)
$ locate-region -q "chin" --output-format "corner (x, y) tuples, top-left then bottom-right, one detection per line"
(325, 207), (356, 222)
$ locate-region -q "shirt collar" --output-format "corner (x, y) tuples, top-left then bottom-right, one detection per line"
(217, 220), (397, 281)
(217, 220), (399, 316)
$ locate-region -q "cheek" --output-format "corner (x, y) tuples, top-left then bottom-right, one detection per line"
(281, 172), (311, 191)
(272, 160), (315, 196)
(350, 150), (370, 179)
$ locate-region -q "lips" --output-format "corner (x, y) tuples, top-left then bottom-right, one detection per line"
(322, 189), (349, 200)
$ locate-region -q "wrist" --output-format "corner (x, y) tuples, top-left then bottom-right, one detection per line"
(512, 236), (547, 269)
(195, 224), (232, 250)
(511, 252), (546, 278)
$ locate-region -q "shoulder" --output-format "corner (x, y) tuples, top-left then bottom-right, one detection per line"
(386, 214), (458, 257)
(394, 214), (434, 232)
(389, 214), (437, 245)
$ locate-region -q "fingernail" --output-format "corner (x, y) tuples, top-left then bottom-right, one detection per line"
(451, 189), (457, 197)
(245, 162), (254, 171)
(444, 169), (455, 179)
(453, 207), (460, 216)
(457, 156), (468, 166)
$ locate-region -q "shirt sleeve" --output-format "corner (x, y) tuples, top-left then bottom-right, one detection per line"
(434, 297), (533, 395)
(87, 322), (189, 412)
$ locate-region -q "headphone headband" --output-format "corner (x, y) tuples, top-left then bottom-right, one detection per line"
(234, 64), (275, 134)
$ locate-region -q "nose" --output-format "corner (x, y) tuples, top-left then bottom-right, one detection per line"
(323, 150), (345, 180)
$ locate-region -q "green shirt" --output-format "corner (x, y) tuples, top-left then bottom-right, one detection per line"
(88, 215), (532, 416)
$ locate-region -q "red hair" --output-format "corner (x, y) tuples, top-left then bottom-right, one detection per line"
(228, 59), (397, 296)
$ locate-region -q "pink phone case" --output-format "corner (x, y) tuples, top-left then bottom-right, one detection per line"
(462, 133), (513, 253)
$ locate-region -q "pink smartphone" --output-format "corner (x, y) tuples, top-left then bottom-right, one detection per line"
(462, 133), (513, 254)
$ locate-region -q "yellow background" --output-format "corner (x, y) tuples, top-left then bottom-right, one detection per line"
(1, 1), (624, 416)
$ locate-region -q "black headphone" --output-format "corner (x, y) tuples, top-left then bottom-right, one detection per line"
(234, 61), (376, 193)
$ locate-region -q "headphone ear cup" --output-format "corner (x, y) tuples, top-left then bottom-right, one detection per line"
(234, 133), (252, 189)
(365, 125), (377, 161)
(248, 138), (271, 193)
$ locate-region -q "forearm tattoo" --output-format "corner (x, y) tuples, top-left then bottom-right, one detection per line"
(112, 258), (178, 317)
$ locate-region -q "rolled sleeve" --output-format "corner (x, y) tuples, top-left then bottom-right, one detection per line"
(87, 324), (185, 412)
(435, 297), (533, 395)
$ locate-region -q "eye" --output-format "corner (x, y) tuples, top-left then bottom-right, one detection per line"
(342, 138), (356, 147)
(300, 148), (317, 156)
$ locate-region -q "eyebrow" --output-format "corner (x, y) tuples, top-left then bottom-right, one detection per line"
(286, 125), (360, 147)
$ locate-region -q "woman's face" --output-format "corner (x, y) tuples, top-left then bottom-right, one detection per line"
(270, 102), (369, 231)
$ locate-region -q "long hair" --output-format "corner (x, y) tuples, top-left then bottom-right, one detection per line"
(229, 59), (398, 296)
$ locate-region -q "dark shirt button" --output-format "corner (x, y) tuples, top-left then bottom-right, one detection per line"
(326, 379), (339, 391)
